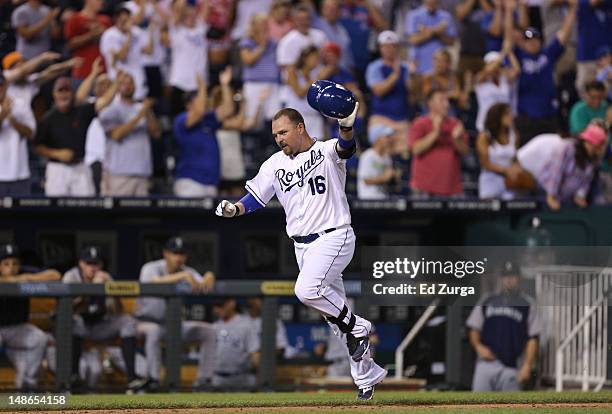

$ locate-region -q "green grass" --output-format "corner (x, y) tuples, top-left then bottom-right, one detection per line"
(1, 391), (611, 412)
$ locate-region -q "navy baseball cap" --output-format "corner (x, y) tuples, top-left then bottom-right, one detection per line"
(523, 27), (542, 40)
(80, 246), (103, 264)
(500, 261), (520, 277)
(165, 237), (187, 254)
(595, 46), (612, 60)
(0, 243), (19, 261)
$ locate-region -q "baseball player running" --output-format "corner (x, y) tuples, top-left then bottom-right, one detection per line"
(215, 103), (387, 399)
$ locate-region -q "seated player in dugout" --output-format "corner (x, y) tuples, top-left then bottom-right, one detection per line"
(62, 246), (147, 393)
(134, 236), (216, 392)
(0, 243), (60, 392)
(244, 297), (288, 358)
(466, 261), (541, 391)
(212, 297), (260, 390)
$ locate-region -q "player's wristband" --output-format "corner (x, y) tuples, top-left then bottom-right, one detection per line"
(337, 137), (356, 149)
(239, 192), (264, 215)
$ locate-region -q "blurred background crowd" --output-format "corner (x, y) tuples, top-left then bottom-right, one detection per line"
(0, 0), (611, 210)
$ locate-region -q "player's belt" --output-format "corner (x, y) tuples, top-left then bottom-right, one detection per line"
(214, 371), (244, 377)
(291, 228), (336, 244)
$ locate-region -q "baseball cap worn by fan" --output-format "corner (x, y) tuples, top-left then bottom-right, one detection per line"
(0, 243), (19, 261)
(484, 51), (502, 65)
(500, 261), (520, 277)
(80, 246), (103, 264)
(165, 237), (187, 254)
(2, 51), (23, 71)
(368, 124), (394, 145)
(322, 42), (342, 57)
(595, 46), (612, 60)
(579, 124), (607, 147)
(523, 27), (542, 40)
(377, 30), (399, 45)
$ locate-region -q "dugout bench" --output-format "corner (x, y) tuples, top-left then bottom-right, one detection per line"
(0, 280), (318, 391)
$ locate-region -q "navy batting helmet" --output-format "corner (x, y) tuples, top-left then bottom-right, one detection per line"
(307, 80), (356, 119)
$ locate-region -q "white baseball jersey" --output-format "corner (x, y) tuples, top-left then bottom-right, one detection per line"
(245, 138), (351, 237)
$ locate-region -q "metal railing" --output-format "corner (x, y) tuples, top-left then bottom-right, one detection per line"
(534, 267), (611, 392)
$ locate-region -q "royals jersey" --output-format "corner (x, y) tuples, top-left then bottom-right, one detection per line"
(245, 139), (352, 237)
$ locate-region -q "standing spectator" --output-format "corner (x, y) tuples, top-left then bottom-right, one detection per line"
(63, 246), (146, 393)
(575, 0), (612, 98)
(211, 297), (260, 390)
(99, 72), (161, 197)
(455, 0), (491, 75)
(406, 0), (458, 75)
(276, 4), (327, 71)
(75, 57), (118, 195)
(339, 0), (388, 87)
(476, 103), (521, 199)
(467, 261), (541, 391)
(285, 46), (327, 140)
(173, 69), (234, 198)
(64, 0), (112, 82)
(516, 123), (607, 210)
(409, 88), (470, 197)
(134, 236), (217, 391)
(313, 0), (355, 72)
(514, 0), (577, 143)
(366, 31), (414, 155)
(422, 48), (470, 113)
(540, 0), (578, 81)
(474, 48), (520, 131)
(0, 243), (59, 392)
(239, 13), (281, 130)
(168, 0), (208, 118)
(357, 125), (396, 199)
(100, 5), (151, 100)
(231, 0), (272, 41)
(480, 0), (529, 53)
(11, 0), (60, 60)
(595, 46), (612, 102)
(206, 0), (235, 82)
(125, 0), (167, 101)
(569, 80), (609, 135)
(267, 0), (293, 42)
(0, 72), (35, 196)
(34, 76), (111, 197)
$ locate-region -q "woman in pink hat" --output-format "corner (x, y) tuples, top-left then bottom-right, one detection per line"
(514, 122), (608, 210)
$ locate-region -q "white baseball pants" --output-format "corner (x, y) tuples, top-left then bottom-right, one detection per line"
(293, 225), (386, 388)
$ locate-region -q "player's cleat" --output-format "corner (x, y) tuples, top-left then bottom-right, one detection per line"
(356, 385), (375, 400)
(347, 336), (370, 362)
(126, 377), (148, 394)
(145, 379), (161, 393)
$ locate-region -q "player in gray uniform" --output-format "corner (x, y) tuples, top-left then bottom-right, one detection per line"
(216, 104), (387, 399)
(212, 298), (260, 389)
(244, 298), (288, 357)
(0, 244), (60, 391)
(134, 237), (216, 391)
(63, 246), (146, 393)
(466, 262), (541, 391)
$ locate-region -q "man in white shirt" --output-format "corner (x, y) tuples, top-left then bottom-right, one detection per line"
(100, 5), (150, 100)
(168, 0), (208, 117)
(0, 73), (35, 196)
(357, 124), (396, 199)
(276, 4), (327, 105)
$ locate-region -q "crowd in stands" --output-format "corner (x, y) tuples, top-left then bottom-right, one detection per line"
(0, 0), (611, 210)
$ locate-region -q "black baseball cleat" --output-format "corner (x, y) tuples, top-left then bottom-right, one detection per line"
(126, 377), (148, 394)
(356, 385), (375, 400)
(347, 336), (370, 362)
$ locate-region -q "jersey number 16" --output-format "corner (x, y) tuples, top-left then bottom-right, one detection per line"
(308, 176), (326, 195)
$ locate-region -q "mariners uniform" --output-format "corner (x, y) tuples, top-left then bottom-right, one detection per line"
(212, 313), (260, 389)
(243, 137), (387, 392)
(466, 291), (541, 391)
(134, 259), (216, 387)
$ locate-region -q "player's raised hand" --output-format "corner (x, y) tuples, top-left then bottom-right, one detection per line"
(215, 200), (237, 218)
(338, 102), (359, 129)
